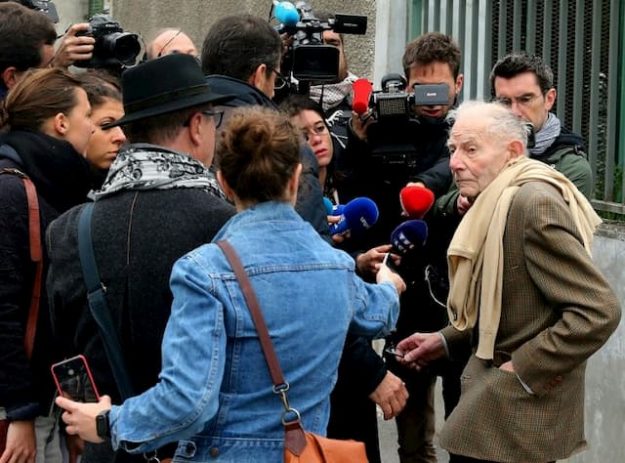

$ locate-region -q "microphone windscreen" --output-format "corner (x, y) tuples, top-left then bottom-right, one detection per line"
(330, 197), (379, 235)
(352, 78), (373, 115)
(390, 220), (428, 254)
(323, 197), (334, 215)
(400, 185), (435, 219)
(273, 1), (300, 26)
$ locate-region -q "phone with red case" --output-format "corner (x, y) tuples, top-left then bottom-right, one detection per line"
(51, 354), (100, 402)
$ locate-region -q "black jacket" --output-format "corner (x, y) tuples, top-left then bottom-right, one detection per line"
(207, 75), (330, 241)
(344, 116), (452, 250)
(47, 165), (235, 405)
(0, 130), (92, 419)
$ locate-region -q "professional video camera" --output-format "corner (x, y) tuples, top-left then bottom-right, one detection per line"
(353, 74), (452, 175)
(13, 0), (58, 22)
(271, 1), (367, 91)
(74, 14), (141, 71)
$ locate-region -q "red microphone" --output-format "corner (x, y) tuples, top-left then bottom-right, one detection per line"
(352, 78), (373, 115)
(399, 185), (435, 219)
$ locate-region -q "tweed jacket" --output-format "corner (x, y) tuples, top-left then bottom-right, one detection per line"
(439, 181), (620, 463)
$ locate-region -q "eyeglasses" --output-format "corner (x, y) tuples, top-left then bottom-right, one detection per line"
(300, 123), (328, 141)
(201, 109), (224, 128)
(183, 109), (224, 128)
(269, 67), (289, 90)
(495, 94), (540, 107)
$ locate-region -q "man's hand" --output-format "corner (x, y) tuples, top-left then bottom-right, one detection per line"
(396, 332), (446, 370)
(327, 215), (347, 244)
(356, 244), (391, 276)
(456, 194), (472, 215)
(56, 395), (112, 444)
(51, 23), (95, 68)
(350, 111), (374, 141)
(0, 420), (36, 463)
(368, 371), (409, 420)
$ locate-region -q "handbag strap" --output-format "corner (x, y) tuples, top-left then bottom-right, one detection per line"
(77, 202), (134, 399)
(216, 240), (308, 455)
(0, 167), (42, 360)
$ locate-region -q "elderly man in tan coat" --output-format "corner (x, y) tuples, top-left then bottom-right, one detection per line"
(396, 101), (621, 463)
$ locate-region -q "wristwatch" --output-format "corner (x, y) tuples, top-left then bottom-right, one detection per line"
(95, 410), (111, 440)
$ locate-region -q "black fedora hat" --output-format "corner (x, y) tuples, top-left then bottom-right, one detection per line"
(107, 54), (234, 127)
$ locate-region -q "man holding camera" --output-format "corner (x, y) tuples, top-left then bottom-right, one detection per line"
(201, 14), (328, 239)
(342, 33), (463, 463)
(0, 2), (56, 101)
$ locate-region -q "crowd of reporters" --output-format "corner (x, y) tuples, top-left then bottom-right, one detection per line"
(0, 1), (611, 463)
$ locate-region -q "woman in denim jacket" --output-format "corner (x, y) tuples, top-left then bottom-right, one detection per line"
(57, 107), (405, 462)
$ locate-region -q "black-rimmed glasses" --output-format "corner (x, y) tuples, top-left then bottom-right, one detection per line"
(201, 110), (224, 128)
(269, 67), (289, 91)
(183, 109), (224, 128)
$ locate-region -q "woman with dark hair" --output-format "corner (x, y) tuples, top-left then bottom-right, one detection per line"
(56, 107), (404, 462)
(281, 95), (346, 203)
(0, 67), (94, 463)
(79, 73), (126, 189)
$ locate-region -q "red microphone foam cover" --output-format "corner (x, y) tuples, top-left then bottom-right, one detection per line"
(400, 186), (435, 219)
(352, 78), (373, 115)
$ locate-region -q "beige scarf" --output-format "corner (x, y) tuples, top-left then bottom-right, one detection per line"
(447, 156), (601, 360)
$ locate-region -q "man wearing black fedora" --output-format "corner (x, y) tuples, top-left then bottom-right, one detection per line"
(46, 53), (236, 463)
(202, 14), (329, 239)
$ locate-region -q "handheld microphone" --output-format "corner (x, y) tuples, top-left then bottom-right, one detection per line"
(323, 197), (345, 216)
(390, 220), (428, 255)
(273, 1), (300, 26)
(352, 78), (373, 115)
(399, 185), (435, 219)
(329, 197), (379, 235)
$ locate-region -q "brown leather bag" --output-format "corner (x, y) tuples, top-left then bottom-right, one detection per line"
(0, 168), (43, 456)
(217, 241), (368, 463)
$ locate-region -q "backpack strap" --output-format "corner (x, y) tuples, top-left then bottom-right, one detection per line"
(77, 202), (135, 399)
(0, 167), (42, 359)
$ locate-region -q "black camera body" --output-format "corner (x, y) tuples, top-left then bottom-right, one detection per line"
(370, 74), (450, 122)
(366, 74), (451, 177)
(275, 1), (367, 86)
(74, 15), (141, 70)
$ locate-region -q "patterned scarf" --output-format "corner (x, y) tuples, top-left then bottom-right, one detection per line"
(530, 112), (561, 156)
(94, 144), (224, 200)
(309, 72), (358, 113)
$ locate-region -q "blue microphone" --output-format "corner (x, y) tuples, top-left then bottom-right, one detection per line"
(273, 1), (300, 26)
(329, 197), (379, 235)
(323, 197), (345, 216)
(390, 220), (428, 255)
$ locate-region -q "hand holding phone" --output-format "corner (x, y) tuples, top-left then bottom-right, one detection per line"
(383, 346), (404, 358)
(51, 355), (100, 403)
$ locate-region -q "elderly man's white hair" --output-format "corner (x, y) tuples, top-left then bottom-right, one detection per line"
(447, 100), (529, 151)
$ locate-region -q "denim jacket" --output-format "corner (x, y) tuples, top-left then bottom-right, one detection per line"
(108, 201), (399, 462)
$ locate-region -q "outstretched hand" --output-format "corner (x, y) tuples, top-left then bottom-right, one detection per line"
(396, 332), (446, 370)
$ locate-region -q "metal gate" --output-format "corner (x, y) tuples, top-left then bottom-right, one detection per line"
(409, 0), (624, 214)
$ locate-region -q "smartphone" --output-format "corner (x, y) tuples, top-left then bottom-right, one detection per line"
(51, 355), (100, 402)
(383, 346), (404, 358)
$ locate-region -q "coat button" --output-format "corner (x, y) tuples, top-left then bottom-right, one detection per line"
(209, 447), (220, 458)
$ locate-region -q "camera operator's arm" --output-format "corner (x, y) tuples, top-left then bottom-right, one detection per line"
(51, 23), (95, 69)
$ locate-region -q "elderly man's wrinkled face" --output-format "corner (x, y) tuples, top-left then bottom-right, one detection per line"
(448, 117), (514, 200)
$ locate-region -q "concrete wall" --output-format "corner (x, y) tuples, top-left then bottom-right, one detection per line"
(567, 227), (625, 463)
(110, 0), (376, 79)
(54, 0), (89, 38)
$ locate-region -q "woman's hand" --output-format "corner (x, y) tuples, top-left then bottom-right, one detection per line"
(0, 420), (36, 463)
(56, 395), (112, 444)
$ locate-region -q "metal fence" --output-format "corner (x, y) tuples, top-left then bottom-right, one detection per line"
(409, 0), (625, 215)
